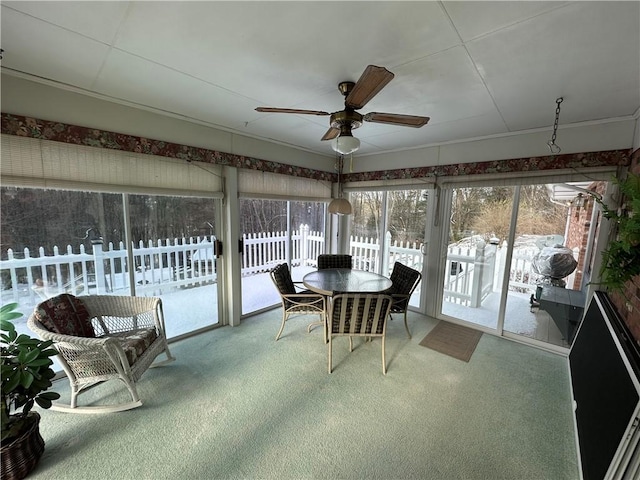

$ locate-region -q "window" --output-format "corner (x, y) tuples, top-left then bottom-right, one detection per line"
(239, 198), (326, 315)
(0, 187), (221, 348)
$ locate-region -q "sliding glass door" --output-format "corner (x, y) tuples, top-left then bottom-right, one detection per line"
(437, 180), (608, 349)
(127, 194), (220, 338)
(349, 188), (429, 308)
(385, 189), (428, 307)
(350, 191), (384, 271)
(0, 188), (127, 318)
(501, 183), (604, 347)
(239, 198), (327, 315)
(440, 186), (515, 330)
(0, 187), (221, 344)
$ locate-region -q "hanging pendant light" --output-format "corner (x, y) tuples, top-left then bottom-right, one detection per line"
(328, 154), (352, 215)
(328, 197), (352, 215)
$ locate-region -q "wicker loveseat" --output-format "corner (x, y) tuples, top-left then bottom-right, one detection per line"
(28, 294), (174, 413)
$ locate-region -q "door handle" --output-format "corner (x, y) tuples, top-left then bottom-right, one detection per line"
(214, 239), (223, 256)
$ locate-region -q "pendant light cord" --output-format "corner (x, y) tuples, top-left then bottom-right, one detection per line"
(547, 97), (563, 154)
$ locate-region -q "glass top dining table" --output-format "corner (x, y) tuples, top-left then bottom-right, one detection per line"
(302, 268), (393, 296)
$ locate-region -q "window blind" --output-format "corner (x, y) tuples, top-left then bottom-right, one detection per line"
(238, 168), (331, 201)
(438, 167), (616, 189)
(1, 134), (223, 198)
(343, 177), (435, 192)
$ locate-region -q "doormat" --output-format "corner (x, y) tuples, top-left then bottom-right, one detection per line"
(419, 321), (483, 362)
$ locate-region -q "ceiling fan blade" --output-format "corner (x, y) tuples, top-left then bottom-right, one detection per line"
(345, 65), (395, 110)
(321, 127), (340, 141)
(364, 112), (430, 128)
(255, 107), (330, 116)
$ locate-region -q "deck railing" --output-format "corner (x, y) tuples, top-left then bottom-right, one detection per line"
(1, 225), (577, 309)
(443, 241), (497, 307)
(1, 236), (218, 304)
(241, 225), (324, 274)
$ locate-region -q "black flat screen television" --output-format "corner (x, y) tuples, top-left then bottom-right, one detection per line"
(569, 291), (640, 480)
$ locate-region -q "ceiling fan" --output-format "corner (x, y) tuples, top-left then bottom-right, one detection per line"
(255, 65), (430, 154)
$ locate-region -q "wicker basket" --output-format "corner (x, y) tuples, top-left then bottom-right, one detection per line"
(0, 412), (45, 480)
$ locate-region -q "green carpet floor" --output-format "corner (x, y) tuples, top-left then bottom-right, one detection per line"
(28, 310), (579, 479)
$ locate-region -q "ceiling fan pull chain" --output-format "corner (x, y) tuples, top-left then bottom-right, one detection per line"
(547, 97), (563, 154)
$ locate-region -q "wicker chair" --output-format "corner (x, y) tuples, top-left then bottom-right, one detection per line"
(270, 263), (326, 341)
(327, 293), (393, 374)
(384, 262), (422, 339)
(317, 254), (353, 270)
(27, 294), (174, 413)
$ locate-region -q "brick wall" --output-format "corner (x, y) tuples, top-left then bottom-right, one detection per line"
(565, 181), (607, 290)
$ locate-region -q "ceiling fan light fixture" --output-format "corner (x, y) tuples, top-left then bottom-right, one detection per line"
(331, 135), (360, 155)
(328, 197), (353, 216)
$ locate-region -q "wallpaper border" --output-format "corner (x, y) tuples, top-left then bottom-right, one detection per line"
(1, 113), (632, 184)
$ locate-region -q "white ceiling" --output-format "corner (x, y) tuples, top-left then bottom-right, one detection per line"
(1, 1), (639, 158)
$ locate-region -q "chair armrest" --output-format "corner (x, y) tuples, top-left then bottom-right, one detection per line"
(389, 293), (411, 310)
(282, 292), (325, 300)
(292, 281), (306, 291)
(390, 293), (410, 301)
(28, 314), (106, 345)
(281, 293), (325, 309)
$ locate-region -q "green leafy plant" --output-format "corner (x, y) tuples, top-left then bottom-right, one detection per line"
(1, 303), (60, 442)
(595, 172), (640, 292)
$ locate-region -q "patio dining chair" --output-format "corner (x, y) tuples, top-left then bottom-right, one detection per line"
(327, 293), (393, 374)
(27, 294), (175, 413)
(384, 262), (422, 339)
(317, 254), (353, 270)
(270, 263), (326, 342)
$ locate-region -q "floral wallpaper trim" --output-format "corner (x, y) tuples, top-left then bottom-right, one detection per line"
(342, 150), (630, 182)
(1, 113), (631, 184)
(0, 113), (336, 182)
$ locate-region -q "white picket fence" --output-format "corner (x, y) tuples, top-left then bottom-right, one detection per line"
(350, 235), (579, 308)
(1, 236), (218, 304)
(1, 225), (578, 310)
(350, 232), (423, 275)
(241, 225), (325, 274)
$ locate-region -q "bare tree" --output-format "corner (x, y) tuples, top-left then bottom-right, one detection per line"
(470, 185), (568, 242)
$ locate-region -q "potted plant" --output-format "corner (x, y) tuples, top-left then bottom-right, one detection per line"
(1, 302), (60, 480)
(595, 172), (640, 292)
